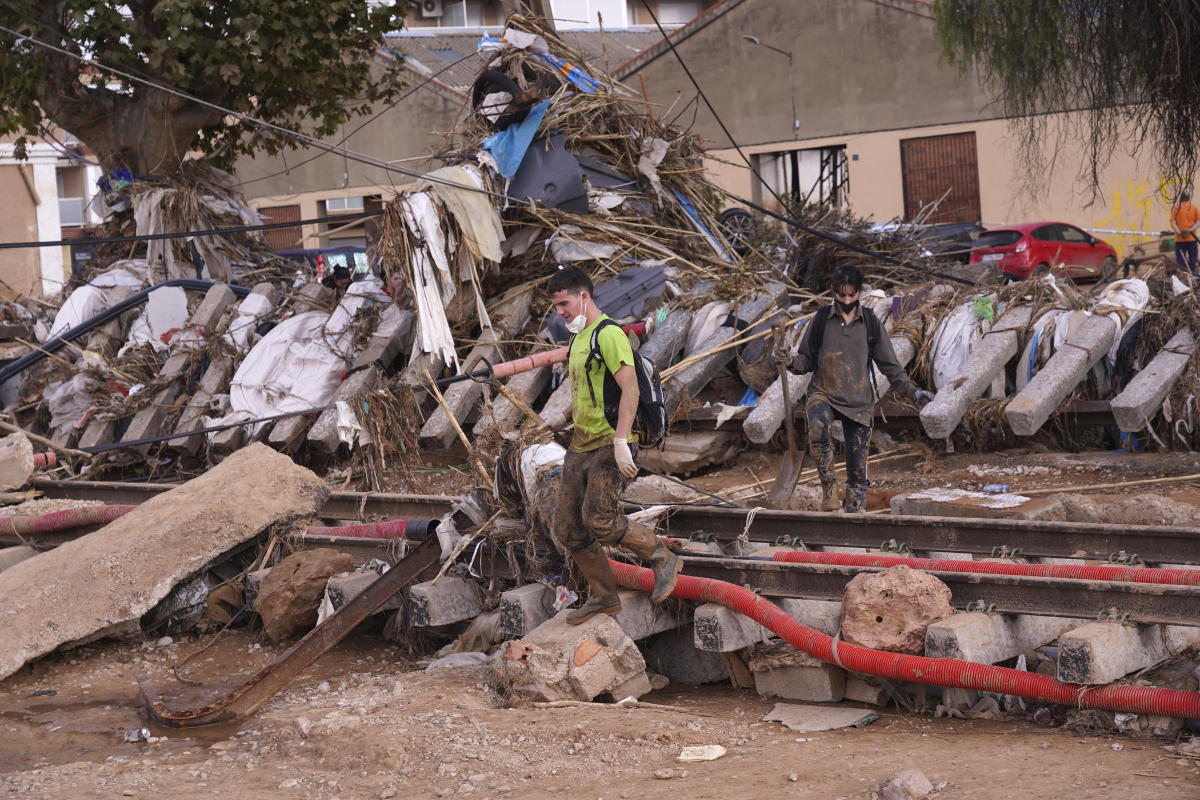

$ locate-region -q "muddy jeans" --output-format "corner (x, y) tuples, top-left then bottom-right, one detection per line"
(806, 399), (870, 493)
(554, 444), (637, 552)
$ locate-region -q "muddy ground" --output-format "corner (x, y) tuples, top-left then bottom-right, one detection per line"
(3, 447), (1200, 798)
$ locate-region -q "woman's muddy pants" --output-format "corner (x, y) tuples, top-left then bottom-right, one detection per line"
(806, 399), (870, 512)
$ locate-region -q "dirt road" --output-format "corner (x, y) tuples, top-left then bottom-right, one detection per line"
(1, 629), (1196, 800)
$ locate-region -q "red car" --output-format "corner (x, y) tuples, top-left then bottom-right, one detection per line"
(969, 222), (1118, 281)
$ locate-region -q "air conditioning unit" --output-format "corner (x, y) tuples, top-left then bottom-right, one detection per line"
(420, 0), (444, 17)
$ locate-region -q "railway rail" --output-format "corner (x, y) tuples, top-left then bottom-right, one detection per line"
(32, 479), (1200, 565)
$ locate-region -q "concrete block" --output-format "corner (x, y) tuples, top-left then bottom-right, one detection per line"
(84, 285), (137, 356)
(406, 576), (483, 627)
(473, 365), (550, 437)
(245, 567), (271, 611)
(872, 336), (915, 403)
(640, 624), (729, 685)
(639, 308), (692, 371)
(351, 306), (414, 370)
(890, 487), (1063, 521)
(925, 611), (1084, 664)
(693, 603), (772, 652)
(0, 546), (37, 573)
(326, 570), (404, 613)
(637, 430), (744, 476)
(78, 418), (116, 450)
(744, 371), (811, 444)
(307, 367), (379, 454)
(613, 589), (686, 640)
(778, 598), (842, 636)
(844, 675), (889, 706)
(189, 283), (237, 334)
(1057, 621), (1200, 684)
(499, 583), (555, 639)
(172, 358), (233, 456)
(537, 377), (573, 432)
(1111, 329), (1194, 432)
(493, 611), (648, 702)
(664, 288), (783, 417)
(1006, 313), (1116, 436)
(920, 305), (1031, 438)
(753, 662), (845, 702)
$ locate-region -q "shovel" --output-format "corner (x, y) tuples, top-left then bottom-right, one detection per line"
(767, 359), (805, 508)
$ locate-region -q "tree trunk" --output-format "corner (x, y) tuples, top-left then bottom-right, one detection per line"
(43, 86), (224, 176)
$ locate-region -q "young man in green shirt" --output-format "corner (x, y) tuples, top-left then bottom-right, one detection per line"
(547, 266), (681, 625)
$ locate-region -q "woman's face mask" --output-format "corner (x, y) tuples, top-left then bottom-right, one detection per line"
(834, 285), (860, 314)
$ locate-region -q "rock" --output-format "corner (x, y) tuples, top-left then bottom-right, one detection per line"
(881, 768), (933, 800)
(256, 550), (354, 642)
(841, 565), (954, 654)
(0, 432), (34, 491)
(493, 611), (650, 702)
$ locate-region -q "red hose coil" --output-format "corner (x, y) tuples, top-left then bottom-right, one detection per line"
(610, 561), (1200, 718)
(772, 550), (1200, 587)
(0, 504), (137, 535)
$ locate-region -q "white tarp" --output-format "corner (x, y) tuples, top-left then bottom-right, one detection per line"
(928, 300), (984, 390)
(119, 285), (189, 356)
(47, 285), (107, 340)
(208, 278), (391, 437)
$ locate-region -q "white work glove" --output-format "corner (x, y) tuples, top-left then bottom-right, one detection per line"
(613, 437), (638, 479)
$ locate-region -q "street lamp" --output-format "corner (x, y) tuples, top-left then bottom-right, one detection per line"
(742, 34), (798, 138)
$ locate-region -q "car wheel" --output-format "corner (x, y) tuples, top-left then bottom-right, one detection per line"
(717, 207), (756, 256)
(1101, 256), (1118, 282)
(1032, 263), (1051, 278)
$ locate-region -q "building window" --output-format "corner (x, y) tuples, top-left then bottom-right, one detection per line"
(326, 196), (365, 213)
(654, 1), (699, 24)
(755, 146), (848, 209)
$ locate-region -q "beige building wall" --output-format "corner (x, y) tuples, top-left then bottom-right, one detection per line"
(709, 115), (1171, 258)
(0, 165), (43, 300)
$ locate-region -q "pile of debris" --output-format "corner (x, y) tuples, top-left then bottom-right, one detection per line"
(1, 11), (1200, 494)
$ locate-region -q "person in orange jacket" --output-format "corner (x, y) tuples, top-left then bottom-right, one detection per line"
(1170, 191), (1200, 272)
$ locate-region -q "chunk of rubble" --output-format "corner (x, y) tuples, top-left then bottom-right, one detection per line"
(0, 443), (327, 681)
(841, 565), (954, 654)
(256, 550), (354, 642)
(0, 431), (34, 491)
(493, 611), (650, 702)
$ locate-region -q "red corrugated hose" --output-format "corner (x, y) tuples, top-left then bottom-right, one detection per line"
(610, 560), (1200, 718)
(771, 550), (1200, 587)
(0, 504), (136, 535)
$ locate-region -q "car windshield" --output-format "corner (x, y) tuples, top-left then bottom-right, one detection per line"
(975, 230), (1022, 248)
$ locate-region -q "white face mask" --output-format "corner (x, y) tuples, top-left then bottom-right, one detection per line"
(566, 296), (589, 334)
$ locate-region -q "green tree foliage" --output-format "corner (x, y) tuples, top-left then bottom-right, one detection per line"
(934, 1), (1200, 192)
(0, 0), (411, 175)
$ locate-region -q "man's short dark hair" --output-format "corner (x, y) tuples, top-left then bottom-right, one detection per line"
(831, 264), (863, 292)
(1183, 192), (1192, 203)
(547, 265), (593, 296)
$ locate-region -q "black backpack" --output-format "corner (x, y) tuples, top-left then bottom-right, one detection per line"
(575, 318), (668, 448)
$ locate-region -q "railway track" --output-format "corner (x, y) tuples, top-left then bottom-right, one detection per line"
(33, 479), (1200, 565)
(25, 479), (1200, 626)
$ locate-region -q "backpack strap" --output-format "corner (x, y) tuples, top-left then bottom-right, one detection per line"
(584, 318), (621, 408)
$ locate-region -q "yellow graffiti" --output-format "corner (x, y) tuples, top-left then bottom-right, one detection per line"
(1092, 179), (1189, 257)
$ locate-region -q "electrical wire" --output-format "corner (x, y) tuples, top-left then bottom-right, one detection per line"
(0, 209), (381, 251)
(0, 22), (509, 203)
(636, 0), (973, 284)
(235, 46), (483, 189)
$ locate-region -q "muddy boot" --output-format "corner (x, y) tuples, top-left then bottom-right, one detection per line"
(620, 523), (681, 604)
(820, 479), (840, 512)
(842, 485), (867, 514)
(566, 543), (622, 625)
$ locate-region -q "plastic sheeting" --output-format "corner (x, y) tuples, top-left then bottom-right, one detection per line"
(403, 192), (460, 369)
(928, 300), (985, 390)
(224, 292), (274, 355)
(208, 278), (391, 438)
(426, 164), (505, 263)
(685, 300), (733, 357)
(47, 285), (107, 340)
(1094, 279), (1151, 369)
(481, 98), (552, 180)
